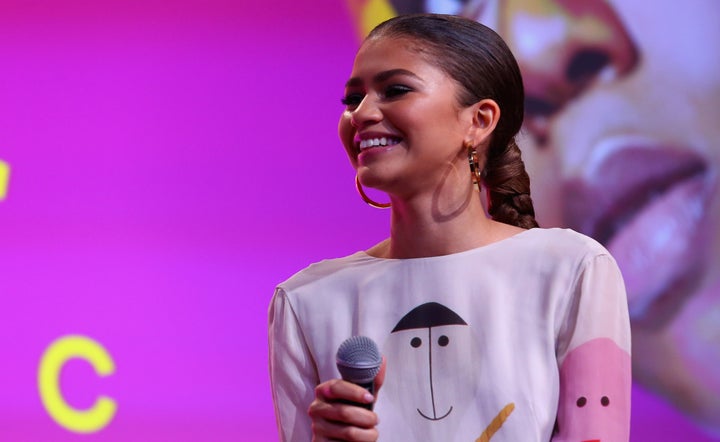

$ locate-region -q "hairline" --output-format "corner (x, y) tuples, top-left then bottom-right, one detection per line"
(361, 33), (476, 107)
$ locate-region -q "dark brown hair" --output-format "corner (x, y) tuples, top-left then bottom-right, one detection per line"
(367, 14), (538, 229)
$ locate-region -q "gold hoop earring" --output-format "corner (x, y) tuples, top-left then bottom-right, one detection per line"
(466, 143), (483, 194)
(355, 175), (391, 209)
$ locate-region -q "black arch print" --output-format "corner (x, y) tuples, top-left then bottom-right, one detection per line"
(391, 302), (468, 332)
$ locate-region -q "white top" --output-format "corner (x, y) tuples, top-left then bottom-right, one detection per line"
(268, 228), (631, 441)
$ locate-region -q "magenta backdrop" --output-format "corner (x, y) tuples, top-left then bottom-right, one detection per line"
(0, 1), (715, 441)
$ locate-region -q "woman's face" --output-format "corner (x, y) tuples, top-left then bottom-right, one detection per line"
(338, 36), (475, 197)
(475, 0), (720, 428)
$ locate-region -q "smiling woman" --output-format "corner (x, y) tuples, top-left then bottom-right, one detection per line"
(371, 0), (720, 434)
(269, 14), (631, 442)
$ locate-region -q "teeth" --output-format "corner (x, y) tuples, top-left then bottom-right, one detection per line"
(359, 137), (401, 150)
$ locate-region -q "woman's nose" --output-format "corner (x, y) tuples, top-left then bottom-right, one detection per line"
(350, 95), (383, 129)
(498, 0), (639, 144)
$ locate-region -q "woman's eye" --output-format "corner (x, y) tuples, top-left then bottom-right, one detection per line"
(340, 93), (364, 107)
(384, 85), (412, 98)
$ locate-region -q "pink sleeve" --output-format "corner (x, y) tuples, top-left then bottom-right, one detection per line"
(553, 254), (632, 442)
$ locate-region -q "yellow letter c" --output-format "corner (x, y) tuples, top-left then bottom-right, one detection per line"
(38, 335), (117, 433)
(0, 159), (9, 201)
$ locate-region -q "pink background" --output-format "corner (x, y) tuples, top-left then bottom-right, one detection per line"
(0, 1), (715, 440)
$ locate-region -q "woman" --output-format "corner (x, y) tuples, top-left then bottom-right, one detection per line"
(379, 0), (720, 432)
(269, 14), (630, 441)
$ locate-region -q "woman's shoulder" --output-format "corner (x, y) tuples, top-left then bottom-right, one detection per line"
(517, 227), (611, 261)
(276, 250), (377, 294)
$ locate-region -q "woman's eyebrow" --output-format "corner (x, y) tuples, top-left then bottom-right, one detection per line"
(345, 69), (421, 88)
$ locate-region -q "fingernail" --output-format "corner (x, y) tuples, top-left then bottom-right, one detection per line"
(363, 392), (374, 403)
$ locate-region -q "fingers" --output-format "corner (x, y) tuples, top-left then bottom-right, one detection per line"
(310, 407), (379, 442)
(310, 379), (379, 442)
(309, 394), (377, 427)
(316, 379), (375, 406)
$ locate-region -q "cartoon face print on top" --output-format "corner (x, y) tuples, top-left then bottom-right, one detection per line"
(377, 302), (483, 441)
(554, 337), (631, 442)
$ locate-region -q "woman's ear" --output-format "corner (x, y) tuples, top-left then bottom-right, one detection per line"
(467, 99), (500, 146)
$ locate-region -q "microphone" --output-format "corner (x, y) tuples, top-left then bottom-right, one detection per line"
(336, 336), (382, 410)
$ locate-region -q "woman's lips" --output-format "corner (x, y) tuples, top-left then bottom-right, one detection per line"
(609, 173), (709, 323)
(564, 145), (715, 324)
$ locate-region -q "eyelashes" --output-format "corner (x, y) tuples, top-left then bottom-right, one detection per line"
(384, 85), (412, 98)
(340, 93), (364, 107)
(340, 85), (413, 107)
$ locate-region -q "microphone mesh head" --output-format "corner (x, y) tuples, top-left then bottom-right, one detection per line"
(336, 336), (382, 384)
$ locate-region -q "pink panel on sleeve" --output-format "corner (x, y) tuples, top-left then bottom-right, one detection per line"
(555, 338), (631, 442)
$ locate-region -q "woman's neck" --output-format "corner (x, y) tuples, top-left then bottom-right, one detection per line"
(368, 187), (520, 259)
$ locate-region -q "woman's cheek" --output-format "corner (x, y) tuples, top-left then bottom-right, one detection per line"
(338, 114), (358, 166)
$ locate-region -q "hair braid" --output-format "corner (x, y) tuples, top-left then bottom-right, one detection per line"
(484, 137), (539, 229)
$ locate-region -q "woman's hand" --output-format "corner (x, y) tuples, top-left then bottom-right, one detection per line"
(308, 359), (386, 442)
